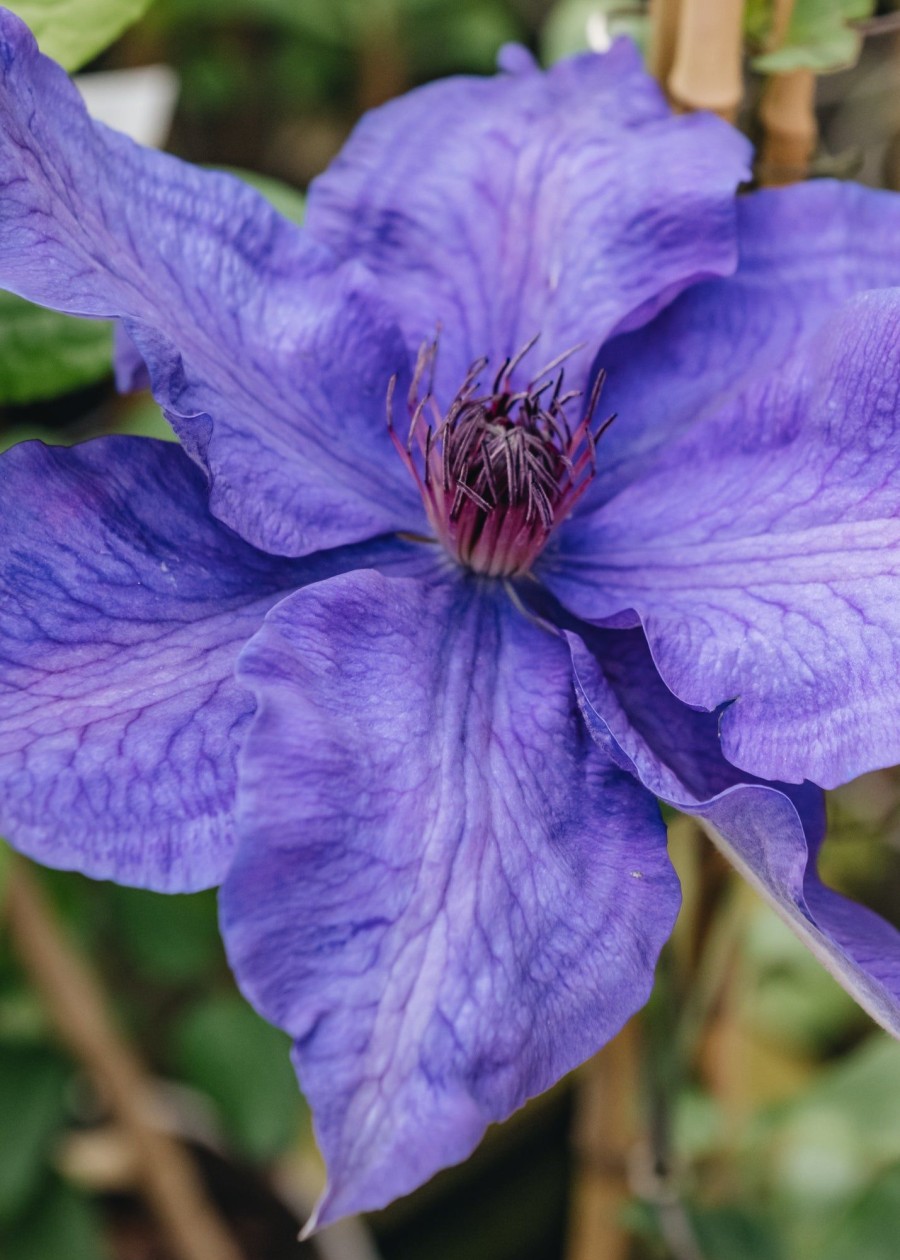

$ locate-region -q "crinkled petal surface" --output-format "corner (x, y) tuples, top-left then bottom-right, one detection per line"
(568, 623), (900, 1039)
(0, 9), (420, 556)
(221, 569), (679, 1225)
(0, 437), (428, 891)
(306, 41), (750, 403)
(584, 180), (900, 508)
(543, 289), (900, 789)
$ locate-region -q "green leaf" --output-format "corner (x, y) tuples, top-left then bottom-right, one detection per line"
(408, 1), (522, 76)
(751, 0), (875, 74)
(171, 994), (305, 1161)
(0, 839), (10, 918)
(7, 0), (156, 71)
(2, 1176), (108, 1260)
(739, 904), (864, 1052)
(106, 886), (222, 983)
(0, 1047), (69, 1223)
(109, 395), (177, 441)
(693, 1206), (785, 1260)
(0, 292), (113, 405)
(820, 1164), (900, 1260)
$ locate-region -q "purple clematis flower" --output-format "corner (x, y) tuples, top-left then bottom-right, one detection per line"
(3, 6), (900, 1226)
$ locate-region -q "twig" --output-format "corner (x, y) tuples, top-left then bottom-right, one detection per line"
(566, 1020), (639, 1260)
(637, 952), (706, 1260)
(4, 857), (245, 1260)
(852, 12), (900, 37)
(668, 0), (745, 121)
(766, 0), (795, 50)
(758, 69), (816, 183)
(648, 0), (683, 85)
(757, 0), (817, 185)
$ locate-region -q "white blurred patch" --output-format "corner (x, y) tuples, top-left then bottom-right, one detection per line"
(586, 12), (612, 52)
(75, 64), (179, 149)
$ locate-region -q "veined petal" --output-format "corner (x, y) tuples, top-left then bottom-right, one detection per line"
(0, 9), (420, 556)
(544, 289), (900, 789)
(0, 437), (429, 891)
(584, 179), (900, 509)
(306, 42), (750, 404)
(569, 624), (900, 1040)
(221, 570), (679, 1226)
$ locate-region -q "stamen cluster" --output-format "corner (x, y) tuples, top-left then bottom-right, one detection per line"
(389, 336), (613, 577)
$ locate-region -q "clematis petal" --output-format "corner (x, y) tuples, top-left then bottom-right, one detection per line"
(569, 624), (900, 1039)
(0, 436), (430, 891)
(221, 570), (679, 1225)
(543, 289), (900, 789)
(0, 9), (419, 556)
(585, 179), (900, 509)
(306, 41), (750, 403)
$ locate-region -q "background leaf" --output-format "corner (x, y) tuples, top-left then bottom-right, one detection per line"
(750, 0), (875, 74)
(7, 0), (156, 71)
(0, 293), (113, 406)
(2, 1176), (108, 1260)
(170, 995), (305, 1161)
(0, 1047), (69, 1223)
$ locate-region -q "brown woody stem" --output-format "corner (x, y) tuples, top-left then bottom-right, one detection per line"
(5, 858), (245, 1260)
(668, 0), (745, 122)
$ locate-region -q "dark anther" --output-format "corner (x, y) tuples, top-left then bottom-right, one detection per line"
(388, 334), (615, 577)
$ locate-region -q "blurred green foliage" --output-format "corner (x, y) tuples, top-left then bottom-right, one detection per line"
(171, 995), (306, 1161)
(6, 0), (155, 70)
(541, 0), (650, 63)
(746, 0), (876, 73)
(0, 294), (113, 407)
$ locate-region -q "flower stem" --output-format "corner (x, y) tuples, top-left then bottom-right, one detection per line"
(756, 0), (817, 185)
(566, 1020), (639, 1260)
(758, 68), (817, 185)
(648, 0), (683, 86)
(668, 0), (746, 121)
(638, 949), (706, 1260)
(4, 857), (245, 1260)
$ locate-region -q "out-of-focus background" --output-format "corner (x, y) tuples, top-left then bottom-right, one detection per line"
(2, 2), (900, 1257)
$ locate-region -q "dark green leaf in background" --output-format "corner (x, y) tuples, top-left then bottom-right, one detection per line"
(0, 1047), (69, 1223)
(2, 1175), (109, 1260)
(105, 886), (223, 984)
(820, 1163), (900, 1260)
(171, 994), (305, 1162)
(0, 293), (113, 406)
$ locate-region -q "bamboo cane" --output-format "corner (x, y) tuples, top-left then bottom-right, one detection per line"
(648, 0), (682, 86)
(758, 67), (817, 185)
(756, 0), (816, 184)
(5, 860), (246, 1260)
(668, 0), (745, 122)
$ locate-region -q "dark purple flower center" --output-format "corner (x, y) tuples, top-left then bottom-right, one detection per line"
(389, 336), (613, 578)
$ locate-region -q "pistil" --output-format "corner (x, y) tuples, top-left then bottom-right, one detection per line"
(388, 336), (614, 577)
